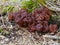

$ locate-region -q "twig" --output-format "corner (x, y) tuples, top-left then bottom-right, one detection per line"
(43, 35), (60, 39)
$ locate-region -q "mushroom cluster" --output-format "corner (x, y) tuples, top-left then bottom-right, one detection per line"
(8, 6), (58, 33)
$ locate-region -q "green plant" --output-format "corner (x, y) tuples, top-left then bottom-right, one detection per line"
(2, 5), (14, 13)
(20, 0), (39, 12)
(0, 28), (3, 33)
